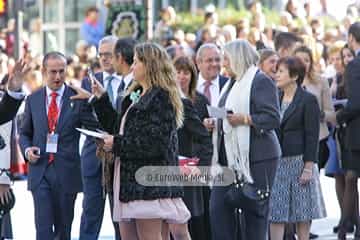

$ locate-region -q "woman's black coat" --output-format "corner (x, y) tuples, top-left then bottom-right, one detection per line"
(92, 87), (183, 202)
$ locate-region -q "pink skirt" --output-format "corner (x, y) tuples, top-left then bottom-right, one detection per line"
(112, 159), (191, 224)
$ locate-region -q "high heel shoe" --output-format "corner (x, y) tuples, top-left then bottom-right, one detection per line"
(354, 227), (360, 240)
(337, 228), (347, 240)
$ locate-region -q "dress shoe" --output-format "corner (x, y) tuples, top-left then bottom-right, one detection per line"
(309, 232), (318, 239)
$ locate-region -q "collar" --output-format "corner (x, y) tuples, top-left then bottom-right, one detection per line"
(198, 73), (219, 88)
(103, 72), (121, 82)
(46, 84), (65, 98)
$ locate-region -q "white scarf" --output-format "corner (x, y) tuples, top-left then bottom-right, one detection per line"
(212, 65), (258, 183)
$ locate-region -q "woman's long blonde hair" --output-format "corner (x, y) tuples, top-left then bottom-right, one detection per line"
(129, 42), (184, 128)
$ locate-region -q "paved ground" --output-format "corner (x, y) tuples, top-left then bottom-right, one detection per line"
(9, 172), (355, 239)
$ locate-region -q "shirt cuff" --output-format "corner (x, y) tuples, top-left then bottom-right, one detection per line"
(88, 94), (96, 104)
(0, 175), (11, 185)
(24, 147), (32, 160)
(7, 89), (25, 100)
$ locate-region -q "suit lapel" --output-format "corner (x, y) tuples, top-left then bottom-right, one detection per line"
(39, 87), (49, 133)
(55, 85), (72, 133)
(219, 75), (228, 92)
(281, 87), (303, 125)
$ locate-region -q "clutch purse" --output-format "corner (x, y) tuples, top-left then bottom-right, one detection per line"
(224, 170), (270, 217)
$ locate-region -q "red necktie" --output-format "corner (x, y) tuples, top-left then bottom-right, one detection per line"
(48, 92), (58, 163)
(203, 81), (212, 104)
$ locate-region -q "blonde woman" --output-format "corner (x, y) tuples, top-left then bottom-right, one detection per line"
(71, 42), (191, 240)
(206, 39), (281, 240)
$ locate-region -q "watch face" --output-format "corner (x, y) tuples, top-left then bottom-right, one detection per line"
(0, 135), (5, 150)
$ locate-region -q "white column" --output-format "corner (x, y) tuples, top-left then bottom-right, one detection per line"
(190, 0), (197, 13)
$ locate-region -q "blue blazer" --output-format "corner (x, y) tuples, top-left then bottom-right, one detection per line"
(219, 75), (228, 92)
(19, 85), (99, 193)
(249, 71), (282, 163)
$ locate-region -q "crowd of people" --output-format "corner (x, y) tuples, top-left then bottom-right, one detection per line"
(1, 1), (360, 240)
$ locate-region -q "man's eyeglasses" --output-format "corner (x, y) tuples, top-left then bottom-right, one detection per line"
(203, 57), (221, 64)
(98, 52), (113, 58)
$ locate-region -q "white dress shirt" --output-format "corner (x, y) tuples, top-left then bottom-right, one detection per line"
(7, 89), (25, 100)
(196, 74), (220, 106)
(122, 72), (133, 90)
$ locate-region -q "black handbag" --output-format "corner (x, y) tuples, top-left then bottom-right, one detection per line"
(224, 170), (270, 217)
(0, 188), (15, 217)
(0, 169), (15, 217)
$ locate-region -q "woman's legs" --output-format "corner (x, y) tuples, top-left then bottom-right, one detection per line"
(335, 174), (346, 217)
(339, 170), (359, 238)
(161, 222), (170, 240)
(334, 174), (346, 231)
(135, 219), (163, 240)
(270, 223), (285, 240)
(169, 223), (192, 240)
(296, 221), (310, 240)
(119, 221), (139, 240)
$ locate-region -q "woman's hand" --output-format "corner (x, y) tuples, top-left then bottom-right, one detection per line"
(226, 113), (249, 127)
(102, 134), (114, 152)
(69, 82), (92, 100)
(299, 162), (313, 185)
(203, 118), (215, 131)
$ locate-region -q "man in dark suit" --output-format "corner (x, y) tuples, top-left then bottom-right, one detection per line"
(196, 43), (227, 107)
(79, 36), (123, 240)
(195, 43), (228, 240)
(79, 37), (136, 240)
(336, 22), (360, 239)
(19, 52), (99, 240)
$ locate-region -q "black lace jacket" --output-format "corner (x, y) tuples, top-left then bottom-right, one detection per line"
(92, 87), (183, 202)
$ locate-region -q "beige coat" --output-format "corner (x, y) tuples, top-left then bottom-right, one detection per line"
(303, 77), (336, 140)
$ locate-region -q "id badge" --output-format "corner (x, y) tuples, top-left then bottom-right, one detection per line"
(46, 133), (59, 153)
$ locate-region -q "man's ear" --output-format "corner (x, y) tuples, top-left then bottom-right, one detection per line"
(41, 66), (46, 76)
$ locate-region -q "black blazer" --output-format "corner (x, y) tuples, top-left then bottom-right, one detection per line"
(337, 54), (360, 150)
(178, 98), (209, 158)
(192, 92), (213, 166)
(178, 98), (209, 216)
(0, 92), (23, 125)
(92, 87), (183, 202)
(277, 86), (320, 162)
